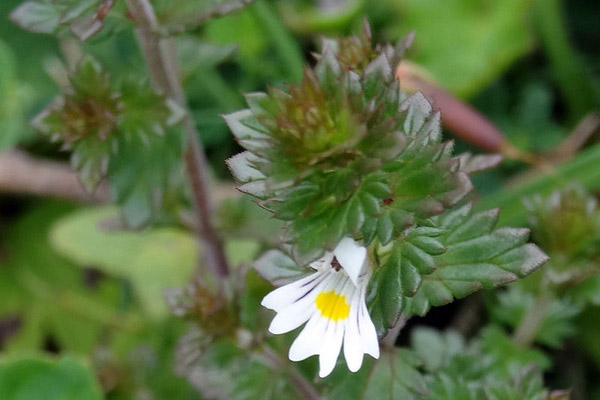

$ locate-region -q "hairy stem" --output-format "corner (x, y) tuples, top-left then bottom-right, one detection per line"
(261, 345), (321, 400)
(126, 0), (229, 278)
(381, 313), (407, 348)
(512, 292), (553, 348)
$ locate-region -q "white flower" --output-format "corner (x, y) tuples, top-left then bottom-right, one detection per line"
(261, 238), (380, 378)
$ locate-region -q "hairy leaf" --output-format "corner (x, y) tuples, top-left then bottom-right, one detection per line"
(402, 204), (548, 317)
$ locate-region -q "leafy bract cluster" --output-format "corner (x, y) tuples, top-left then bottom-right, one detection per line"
(227, 24), (547, 334)
(33, 55), (185, 227)
(525, 184), (600, 262)
(226, 24), (476, 259)
(487, 185), (600, 348)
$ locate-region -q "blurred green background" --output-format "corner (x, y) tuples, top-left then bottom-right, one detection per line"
(1, 0), (599, 399)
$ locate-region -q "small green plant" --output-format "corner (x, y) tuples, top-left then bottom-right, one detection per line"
(3, 0), (600, 399)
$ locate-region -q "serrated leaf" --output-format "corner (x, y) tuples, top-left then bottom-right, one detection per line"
(376, 211), (394, 245)
(226, 151), (266, 183)
(363, 350), (428, 399)
(410, 328), (465, 373)
(254, 250), (306, 286)
(10, 1), (61, 34)
(10, 0), (114, 41)
(232, 358), (301, 400)
(368, 246), (402, 335)
(402, 205), (548, 317)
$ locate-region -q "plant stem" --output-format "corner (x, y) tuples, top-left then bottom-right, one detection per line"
(381, 313), (407, 348)
(126, 0), (229, 279)
(512, 292), (553, 348)
(261, 345), (322, 400)
(0, 150), (109, 203)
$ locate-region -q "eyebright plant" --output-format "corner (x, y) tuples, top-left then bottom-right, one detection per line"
(32, 55), (185, 227)
(226, 22), (549, 376)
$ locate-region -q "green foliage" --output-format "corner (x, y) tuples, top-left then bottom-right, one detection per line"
(49, 206), (259, 317)
(0, 356), (103, 400)
(398, 204), (548, 318)
(488, 287), (581, 348)
(49, 206), (197, 318)
(323, 326), (557, 400)
(381, 0), (534, 98)
(416, 327), (555, 400)
(5, 0), (600, 397)
(484, 186), (600, 350)
(478, 144), (600, 228)
(364, 350), (429, 399)
(525, 185), (600, 262)
(0, 203), (122, 354)
(226, 26), (476, 259)
(0, 39), (30, 150)
(33, 55), (185, 227)
(10, 0), (120, 41)
(217, 196), (284, 246)
(227, 24), (546, 335)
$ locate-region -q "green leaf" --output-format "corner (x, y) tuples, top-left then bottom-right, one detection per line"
(10, 0), (115, 41)
(402, 204), (548, 317)
(363, 350), (428, 399)
(232, 358), (301, 400)
(479, 326), (551, 375)
(0, 356), (103, 400)
(49, 206), (259, 317)
(239, 270), (272, 331)
(10, 1), (61, 34)
(407, 326), (556, 400)
(410, 328), (464, 373)
(254, 250), (307, 286)
(386, 0), (534, 98)
(0, 202), (122, 354)
(325, 359), (374, 400)
(49, 206), (197, 318)
(368, 246), (403, 334)
(175, 331), (245, 399)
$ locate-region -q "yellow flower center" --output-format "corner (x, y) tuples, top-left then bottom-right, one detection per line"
(315, 291), (350, 321)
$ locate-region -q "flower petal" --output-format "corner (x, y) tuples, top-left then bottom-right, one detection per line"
(359, 291), (380, 359)
(318, 321), (345, 378)
(268, 297), (314, 334)
(268, 272), (335, 334)
(333, 237), (367, 286)
(261, 271), (324, 312)
(289, 313), (324, 361)
(343, 285), (364, 372)
(309, 251), (334, 272)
